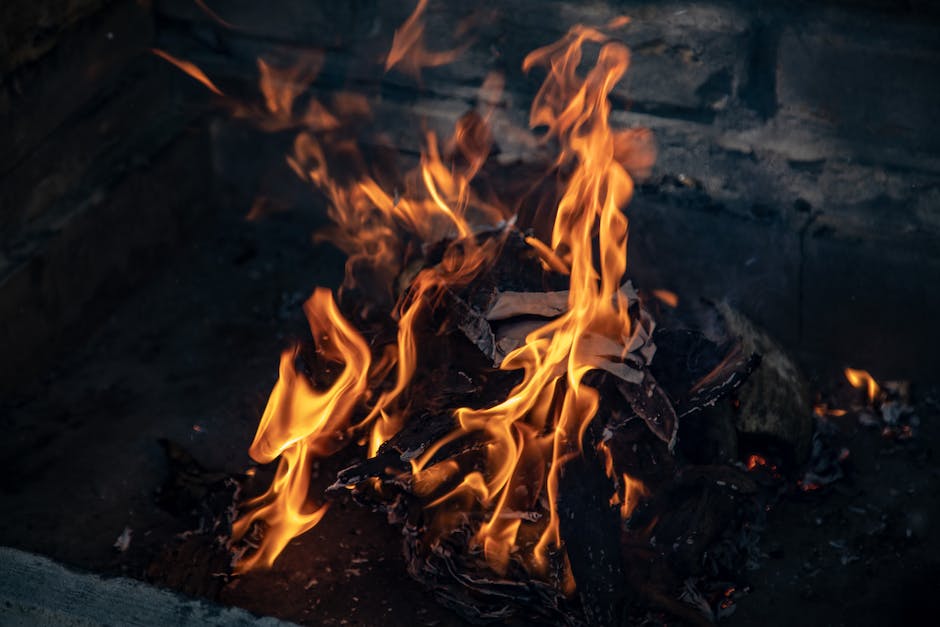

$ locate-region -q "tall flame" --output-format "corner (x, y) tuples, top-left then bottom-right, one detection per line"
(406, 20), (651, 577)
(231, 289), (371, 572)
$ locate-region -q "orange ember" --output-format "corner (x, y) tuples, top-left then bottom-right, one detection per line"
(746, 454), (767, 471)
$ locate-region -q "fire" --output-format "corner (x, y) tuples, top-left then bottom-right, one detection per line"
(746, 454), (767, 471)
(652, 289), (678, 308)
(403, 21), (652, 576)
(612, 474), (649, 519)
(162, 2), (658, 591)
(230, 289), (371, 572)
(152, 49), (223, 96)
(845, 367), (880, 403)
(384, 0), (468, 79)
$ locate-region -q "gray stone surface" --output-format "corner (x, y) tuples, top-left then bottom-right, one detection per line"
(776, 18), (940, 154)
(0, 546), (293, 626)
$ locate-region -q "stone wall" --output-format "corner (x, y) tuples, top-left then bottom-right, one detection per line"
(0, 1), (212, 394)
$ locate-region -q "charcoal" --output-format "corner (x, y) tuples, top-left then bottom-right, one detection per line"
(406, 542), (577, 624)
(148, 440), (243, 599)
(604, 328), (757, 467)
(647, 328), (759, 417)
(331, 412), (459, 490)
(602, 417), (678, 490)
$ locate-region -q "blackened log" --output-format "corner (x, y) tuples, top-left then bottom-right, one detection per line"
(556, 429), (630, 626)
(616, 370), (679, 448)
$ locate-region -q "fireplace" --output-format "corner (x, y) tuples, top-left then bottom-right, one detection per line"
(1, 1), (938, 625)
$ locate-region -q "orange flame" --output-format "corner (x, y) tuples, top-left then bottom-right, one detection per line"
(845, 367), (880, 403)
(600, 442), (648, 519)
(152, 49), (223, 96)
(230, 289), (371, 572)
(617, 474), (648, 519)
(407, 19), (650, 577)
(746, 454), (767, 471)
(384, 0), (467, 79)
(652, 289), (678, 308)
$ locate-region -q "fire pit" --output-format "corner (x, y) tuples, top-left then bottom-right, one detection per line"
(1, 1), (938, 626)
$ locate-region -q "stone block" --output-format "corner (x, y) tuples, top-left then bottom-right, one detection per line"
(777, 19), (940, 154)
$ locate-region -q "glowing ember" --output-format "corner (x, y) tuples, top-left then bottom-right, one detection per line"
(745, 454), (767, 471)
(813, 403), (847, 417)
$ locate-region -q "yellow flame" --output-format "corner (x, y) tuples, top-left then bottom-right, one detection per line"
(845, 367), (880, 403)
(231, 289), (370, 571)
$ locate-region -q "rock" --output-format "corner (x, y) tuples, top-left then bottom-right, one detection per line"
(715, 301), (813, 464)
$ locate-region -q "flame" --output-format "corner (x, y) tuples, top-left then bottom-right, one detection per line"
(746, 454), (767, 471)
(599, 442), (648, 519)
(230, 289), (371, 572)
(257, 53), (325, 121)
(845, 368), (880, 403)
(617, 474), (648, 519)
(219, 10), (655, 590)
(194, 0), (239, 30)
(813, 403), (847, 418)
(651, 289), (678, 308)
(407, 20), (649, 576)
(152, 49), (223, 96)
(384, 0), (467, 79)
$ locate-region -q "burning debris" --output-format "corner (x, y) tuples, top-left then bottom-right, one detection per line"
(844, 369), (919, 439)
(148, 3), (912, 624)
